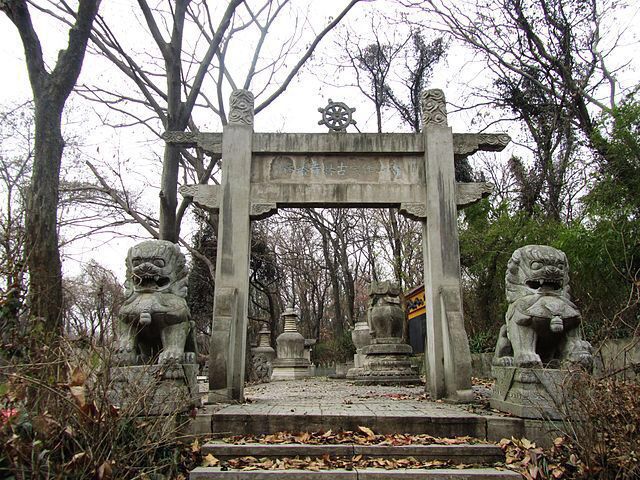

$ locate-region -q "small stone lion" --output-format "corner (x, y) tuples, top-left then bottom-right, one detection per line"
(115, 240), (196, 365)
(493, 245), (592, 370)
(367, 281), (404, 342)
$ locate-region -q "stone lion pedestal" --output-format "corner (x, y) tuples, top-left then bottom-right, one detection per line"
(491, 367), (577, 419)
(109, 363), (198, 415)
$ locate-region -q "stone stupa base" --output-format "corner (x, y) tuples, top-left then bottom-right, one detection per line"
(270, 358), (311, 381)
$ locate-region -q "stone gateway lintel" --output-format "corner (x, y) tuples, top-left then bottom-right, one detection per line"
(164, 131), (510, 158)
(179, 181), (494, 216)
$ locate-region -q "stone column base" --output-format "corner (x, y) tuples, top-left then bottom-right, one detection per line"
(491, 366), (577, 420)
(108, 364), (198, 415)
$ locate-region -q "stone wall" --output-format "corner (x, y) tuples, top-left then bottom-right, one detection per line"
(594, 337), (640, 380)
(305, 338), (639, 381)
(470, 338), (640, 380)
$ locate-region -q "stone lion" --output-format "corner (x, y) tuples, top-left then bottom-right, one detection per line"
(492, 245), (592, 370)
(115, 240), (196, 365)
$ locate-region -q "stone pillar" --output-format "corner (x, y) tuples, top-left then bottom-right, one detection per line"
(421, 89), (473, 402)
(208, 90), (254, 402)
(250, 326), (276, 383)
(346, 319), (371, 379)
(270, 308), (310, 381)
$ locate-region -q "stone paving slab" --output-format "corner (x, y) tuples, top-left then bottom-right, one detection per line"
(189, 467), (522, 479)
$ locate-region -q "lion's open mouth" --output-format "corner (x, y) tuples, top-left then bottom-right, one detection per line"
(134, 274), (170, 290)
(526, 279), (562, 291)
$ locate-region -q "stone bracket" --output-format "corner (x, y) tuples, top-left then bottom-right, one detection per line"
(399, 203), (427, 221)
(453, 133), (511, 160)
(250, 203), (278, 220)
(179, 184), (220, 212)
(162, 131), (223, 155)
(456, 182), (493, 208)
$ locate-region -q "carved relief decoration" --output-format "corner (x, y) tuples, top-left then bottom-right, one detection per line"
(453, 133), (512, 157)
(478, 133), (511, 149)
(250, 203), (278, 220)
(162, 131), (198, 146)
(421, 89), (448, 127)
(229, 89), (255, 126)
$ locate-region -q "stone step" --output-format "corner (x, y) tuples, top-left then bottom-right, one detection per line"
(189, 467), (522, 479)
(201, 442), (504, 465)
(208, 406), (516, 439)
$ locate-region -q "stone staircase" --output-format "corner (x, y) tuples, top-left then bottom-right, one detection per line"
(189, 435), (523, 479)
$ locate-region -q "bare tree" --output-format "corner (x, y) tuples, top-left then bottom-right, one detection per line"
(1, 0), (102, 333)
(63, 260), (124, 344)
(408, 0), (627, 219)
(64, 0), (361, 242)
(0, 102), (33, 338)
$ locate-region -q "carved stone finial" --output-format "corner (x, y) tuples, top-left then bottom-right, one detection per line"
(229, 89), (255, 126)
(421, 89), (448, 127)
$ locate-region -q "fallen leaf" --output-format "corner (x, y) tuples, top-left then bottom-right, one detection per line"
(358, 426), (375, 439)
(521, 438), (535, 449)
(70, 366), (87, 387)
(191, 438), (200, 453)
(96, 460), (113, 479)
(69, 385), (86, 408)
(202, 454), (219, 467)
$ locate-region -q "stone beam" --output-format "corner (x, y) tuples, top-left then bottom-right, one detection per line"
(179, 181), (492, 219)
(164, 131), (510, 157)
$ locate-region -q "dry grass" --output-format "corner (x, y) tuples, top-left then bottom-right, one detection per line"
(0, 335), (201, 479)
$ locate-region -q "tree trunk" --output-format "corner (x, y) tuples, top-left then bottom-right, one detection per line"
(25, 102), (65, 333)
(159, 143), (181, 241)
(3, 0), (101, 336)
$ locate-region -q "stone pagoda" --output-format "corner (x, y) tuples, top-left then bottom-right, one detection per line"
(250, 325), (276, 382)
(270, 308), (311, 381)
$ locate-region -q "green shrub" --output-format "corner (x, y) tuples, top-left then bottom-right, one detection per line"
(468, 331), (495, 353)
(312, 331), (355, 365)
